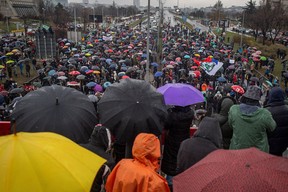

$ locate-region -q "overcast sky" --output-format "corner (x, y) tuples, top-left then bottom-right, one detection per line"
(69, 0), (255, 8)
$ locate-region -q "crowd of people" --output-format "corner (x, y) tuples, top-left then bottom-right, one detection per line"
(0, 17), (288, 191)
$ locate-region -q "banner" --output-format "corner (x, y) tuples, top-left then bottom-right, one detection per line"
(201, 61), (223, 76)
(102, 35), (113, 41)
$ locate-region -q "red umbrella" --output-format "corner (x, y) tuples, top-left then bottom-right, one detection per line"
(85, 70), (94, 75)
(191, 66), (198, 70)
(231, 85), (245, 94)
(69, 71), (80, 76)
(192, 70), (201, 78)
(173, 148), (288, 192)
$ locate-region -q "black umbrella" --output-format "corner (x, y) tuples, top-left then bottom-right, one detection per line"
(12, 85), (98, 143)
(9, 88), (24, 94)
(98, 78), (167, 156)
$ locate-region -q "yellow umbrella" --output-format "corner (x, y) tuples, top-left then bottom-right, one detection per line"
(6, 52), (14, 56)
(0, 132), (106, 192)
(0, 65), (5, 69)
(194, 54), (200, 57)
(11, 49), (19, 53)
(93, 70), (100, 74)
(6, 60), (15, 64)
(85, 53), (91, 57)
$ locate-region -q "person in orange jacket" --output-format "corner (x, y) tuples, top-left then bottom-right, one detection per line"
(105, 133), (170, 192)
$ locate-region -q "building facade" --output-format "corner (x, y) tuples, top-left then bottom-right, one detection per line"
(0, 0), (39, 17)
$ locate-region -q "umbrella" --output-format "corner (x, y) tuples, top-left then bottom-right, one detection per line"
(0, 132), (106, 192)
(151, 62), (159, 67)
(217, 76), (227, 83)
(184, 55), (190, 59)
(154, 71), (163, 77)
(69, 70), (80, 76)
(0, 65), (4, 69)
(93, 84), (103, 92)
(103, 81), (111, 89)
(76, 74), (86, 80)
(98, 78), (168, 145)
(157, 83), (204, 107)
(6, 60), (15, 64)
(231, 85), (245, 94)
(48, 70), (56, 76)
(260, 56), (267, 61)
(57, 76), (68, 80)
(11, 85), (98, 143)
(173, 148), (288, 192)
(86, 82), (97, 88)
(9, 88), (24, 94)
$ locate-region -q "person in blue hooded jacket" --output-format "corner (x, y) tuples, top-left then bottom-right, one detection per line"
(265, 87), (288, 156)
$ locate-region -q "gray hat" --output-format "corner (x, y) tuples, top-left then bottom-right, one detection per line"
(243, 86), (261, 100)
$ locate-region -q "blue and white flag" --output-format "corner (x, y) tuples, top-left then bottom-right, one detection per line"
(201, 61), (223, 76)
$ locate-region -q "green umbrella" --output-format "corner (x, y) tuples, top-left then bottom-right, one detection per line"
(260, 56), (267, 61)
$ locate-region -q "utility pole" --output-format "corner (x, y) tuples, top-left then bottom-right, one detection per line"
(74, 7), (77, 43)
(240, 10), (245, 49)
(145, 0), (151, 82)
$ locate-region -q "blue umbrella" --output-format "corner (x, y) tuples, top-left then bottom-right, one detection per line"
(48, 70), (56, 76)
(154, 71), (163, 77)
(141, 54), (147, 58)
(109, 64), (117, 69)
(217, 76), (227, 83)
(151, 62), (159, 67)
(106, 58), (112, 64)
(103, 81), (112, 89)
(184, 55), (190, 59)
(86, 82), (97, 88)
(121, 67), (127, 71)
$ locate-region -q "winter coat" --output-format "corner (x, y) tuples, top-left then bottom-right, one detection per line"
(105, 133), (170, 192)
(229, 104), (276, 153)
(80, 126), (115, 169)
(212, 96), (236, 149)
(161, 106), (194, 176)
(176, 117), (222, 174)
(265, 87), (288, 156)
(81, 126), (115, 192)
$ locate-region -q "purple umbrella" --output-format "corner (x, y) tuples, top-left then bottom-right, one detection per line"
(93, 84), (103, 93)
(157, 83), (204, 107)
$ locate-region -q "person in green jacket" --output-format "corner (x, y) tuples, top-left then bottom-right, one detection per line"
(228, 85), (276, 153)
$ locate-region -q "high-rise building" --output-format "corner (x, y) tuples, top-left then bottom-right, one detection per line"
(133, 0), (140, 8)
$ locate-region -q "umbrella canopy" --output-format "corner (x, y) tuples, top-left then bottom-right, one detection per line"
(9, 88), (24, 94)
(217, 76), (227, 83)
(231, 85), (245, 94)
(0, 132), (106, 192)
(157, 83), (204, 107)
(98, 78), (168, 144)
(86, 81), (97, 88)
(173, 148), (288, 192)
(12, 85), (97, 143)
